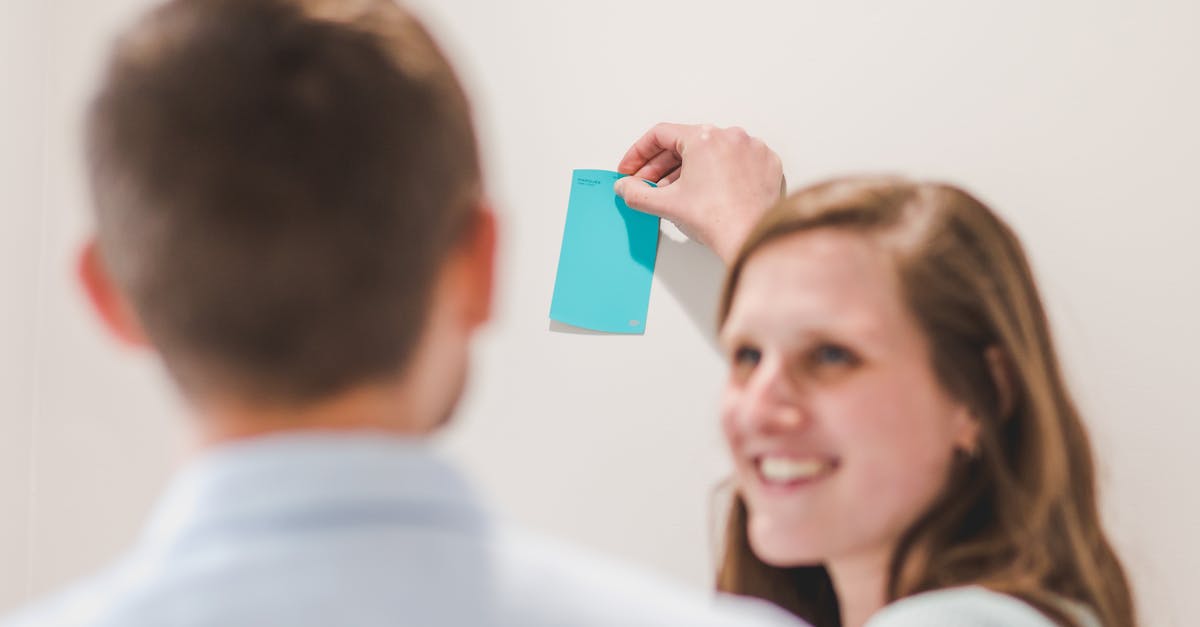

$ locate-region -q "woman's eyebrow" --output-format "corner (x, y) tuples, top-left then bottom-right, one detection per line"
(717, 322), (756, 350)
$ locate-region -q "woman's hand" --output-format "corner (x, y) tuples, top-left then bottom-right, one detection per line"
(614, 123), (784, 264)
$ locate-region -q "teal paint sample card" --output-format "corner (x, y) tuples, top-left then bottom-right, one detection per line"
(550, 169), (660, 334)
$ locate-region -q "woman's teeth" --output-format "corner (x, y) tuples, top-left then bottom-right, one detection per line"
(757, 456), (835, 483)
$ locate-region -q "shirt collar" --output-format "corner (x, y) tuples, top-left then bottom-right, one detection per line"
(139, 431), (486, 553)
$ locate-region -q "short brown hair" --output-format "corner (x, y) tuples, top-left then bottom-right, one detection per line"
(716, 177), (1135, 627)
(87, 0), (480, 402)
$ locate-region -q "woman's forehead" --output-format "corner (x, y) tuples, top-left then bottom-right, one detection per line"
(725, 230), (912, 340)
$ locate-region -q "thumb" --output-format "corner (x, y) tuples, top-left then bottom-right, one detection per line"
(614, 177), (674, 218)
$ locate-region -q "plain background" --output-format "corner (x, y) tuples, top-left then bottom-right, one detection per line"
(2, 0), (1197, 624)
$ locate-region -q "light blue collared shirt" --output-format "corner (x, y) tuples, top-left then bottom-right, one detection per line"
(3, 433), (804, 627)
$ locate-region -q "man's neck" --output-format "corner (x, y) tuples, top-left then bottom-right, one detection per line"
(826, 545), (893, 627)
(192, 384), (436, 450)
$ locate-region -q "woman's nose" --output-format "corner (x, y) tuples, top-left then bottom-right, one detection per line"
(735, 359), (808, 433)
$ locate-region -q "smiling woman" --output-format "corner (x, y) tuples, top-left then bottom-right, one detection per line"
(714, 177), (1134, 627)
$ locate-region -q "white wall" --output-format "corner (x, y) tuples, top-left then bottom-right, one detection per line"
(0, 0), (49, 611)
(3, 1), (1197, 625)
(0, 0), (187, 608)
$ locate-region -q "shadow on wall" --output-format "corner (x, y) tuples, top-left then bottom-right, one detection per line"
(654, 233), (724, 352)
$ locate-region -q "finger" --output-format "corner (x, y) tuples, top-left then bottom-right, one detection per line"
(633, 149), (681, 183)
(616, 122), (692, 175)
(657, 166), (681, 187)
(614, 176), (678, 218)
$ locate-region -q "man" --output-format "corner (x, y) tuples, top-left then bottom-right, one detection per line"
(2, 0), (789, 625)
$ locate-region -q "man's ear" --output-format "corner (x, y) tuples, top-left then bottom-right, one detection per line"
(77, 238), (149, 347)
(456, 206), (497, 330)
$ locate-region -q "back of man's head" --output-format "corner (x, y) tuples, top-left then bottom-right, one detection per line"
(87, 0), (481, 405)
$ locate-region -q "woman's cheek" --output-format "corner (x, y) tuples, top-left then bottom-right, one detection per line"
(719, 388), (743, 441)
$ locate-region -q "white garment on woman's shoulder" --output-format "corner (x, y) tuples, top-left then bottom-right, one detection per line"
(865, 586), (1101, 627)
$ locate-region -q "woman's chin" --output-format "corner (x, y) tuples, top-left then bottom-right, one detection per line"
(747, 526), (827, 567)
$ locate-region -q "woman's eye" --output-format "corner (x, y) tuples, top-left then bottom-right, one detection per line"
(811, 344), (857, 367)
(729, 346), (762, 382)
(732, 346), (762, 367)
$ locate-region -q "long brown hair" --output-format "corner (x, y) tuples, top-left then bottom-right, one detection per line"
(715, 177), (1135, 627)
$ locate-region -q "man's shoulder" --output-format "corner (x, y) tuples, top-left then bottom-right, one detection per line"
(0, 564), (139, 627)
(489, 526), (804, 626)
(0, 524), (806, 627)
